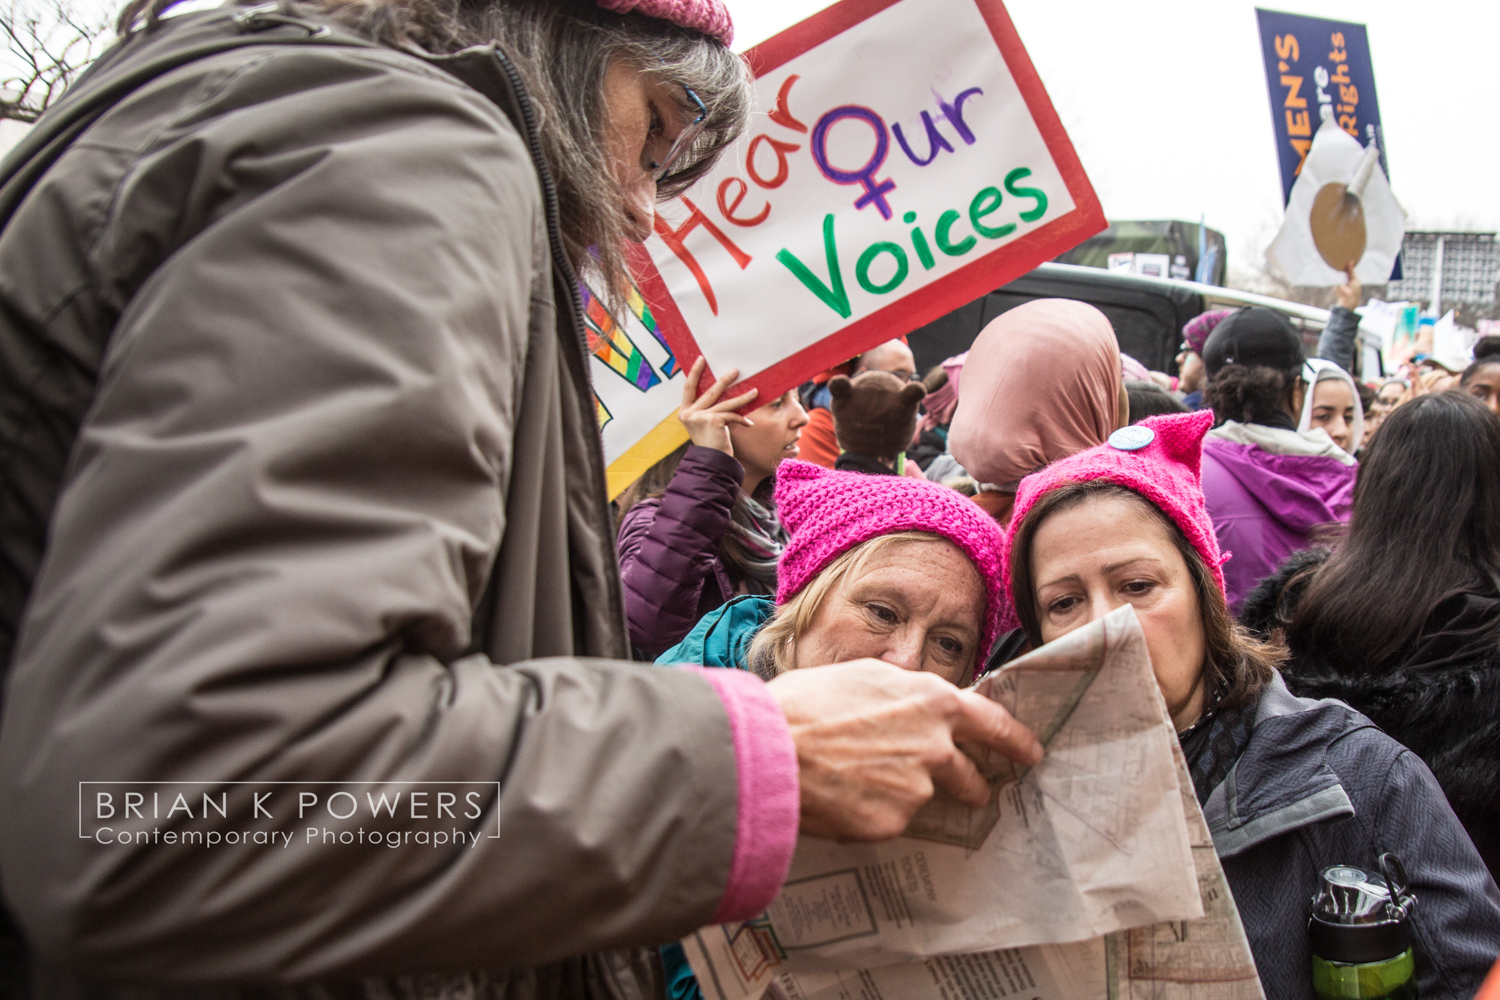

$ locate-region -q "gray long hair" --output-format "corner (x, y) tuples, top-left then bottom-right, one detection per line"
(119, 0), (753, 303)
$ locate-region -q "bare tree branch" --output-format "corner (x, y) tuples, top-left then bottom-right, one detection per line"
(1, 0), (113, 122)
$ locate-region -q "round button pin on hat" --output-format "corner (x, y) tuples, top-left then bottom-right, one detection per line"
(1109, 426), (1155, 451)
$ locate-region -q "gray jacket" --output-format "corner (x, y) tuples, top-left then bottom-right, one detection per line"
(1315, 305), (1360, 376)
(0, 7), (744, 995)
(1208, 676), (1500, 1000)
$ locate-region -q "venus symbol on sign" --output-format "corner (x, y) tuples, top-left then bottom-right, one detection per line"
(810, 105), (897, 220)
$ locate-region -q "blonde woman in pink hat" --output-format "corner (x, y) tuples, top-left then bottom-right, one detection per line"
(659, 459), (1016, 687)
(1002, 410), (1500, 1000)
(658, 459), (1034, 1000)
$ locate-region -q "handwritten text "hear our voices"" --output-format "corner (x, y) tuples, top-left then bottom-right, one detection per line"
(653, 76), (1049, 319)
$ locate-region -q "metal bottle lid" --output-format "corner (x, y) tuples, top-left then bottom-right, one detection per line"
(1309, 854), (1416, 965)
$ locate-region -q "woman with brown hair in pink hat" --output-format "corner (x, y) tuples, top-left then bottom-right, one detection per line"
(1003, 411), (1500, 1000)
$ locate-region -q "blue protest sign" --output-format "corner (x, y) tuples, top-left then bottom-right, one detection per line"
(1254, 9), (1386, 206)
(1255, 9), (1398, 278)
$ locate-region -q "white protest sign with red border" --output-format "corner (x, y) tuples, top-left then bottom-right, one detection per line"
(599, 0), (1103, 494)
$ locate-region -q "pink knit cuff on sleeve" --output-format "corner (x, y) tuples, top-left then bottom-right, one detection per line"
(685, 666), (799, 923)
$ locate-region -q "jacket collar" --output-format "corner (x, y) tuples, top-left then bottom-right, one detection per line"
(423, 44), (624, 659)
(657, 596), (775, 673)
(1202, 674), (1371, 857)
(1207, 420), (1358, 466)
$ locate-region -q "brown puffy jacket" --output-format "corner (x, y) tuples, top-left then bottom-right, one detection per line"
(0, 7), (742, 995)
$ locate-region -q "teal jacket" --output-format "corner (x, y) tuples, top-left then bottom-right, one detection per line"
(655, 596), (774, 1000)
(656, 595), (774, 670)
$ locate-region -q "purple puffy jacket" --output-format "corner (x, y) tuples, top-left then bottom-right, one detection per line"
(617, 446), (744, 658)
(1200, 422), (1357, 613)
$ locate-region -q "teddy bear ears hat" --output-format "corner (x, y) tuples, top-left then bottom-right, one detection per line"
(595, 0), (734, 45)
(773, 460), (1007, 657)
(828, 371), (927, 457)
(1005, 409), (1230, 597)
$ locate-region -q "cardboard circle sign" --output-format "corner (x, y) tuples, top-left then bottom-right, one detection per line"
(1265, 114), (1404, 289)
(1310, 182), (1366, 272)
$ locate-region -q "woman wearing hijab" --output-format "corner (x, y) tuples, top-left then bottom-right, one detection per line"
(948, 299), (1126, 527)
(1298, 358), (1365, 456)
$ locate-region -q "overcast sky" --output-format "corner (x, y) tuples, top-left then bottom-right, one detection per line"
(11, 0), (1495, 283)
(727, 0), (1500, 282)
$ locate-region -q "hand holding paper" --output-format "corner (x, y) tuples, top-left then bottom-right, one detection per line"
(765, 659), (1042, 841)
(683, 606), (1264, 1000)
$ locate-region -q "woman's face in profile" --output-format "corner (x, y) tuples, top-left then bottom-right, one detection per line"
(1465, 362), (1500, 416)
(791, 538), (985, 685)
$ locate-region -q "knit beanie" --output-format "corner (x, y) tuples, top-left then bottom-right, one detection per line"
(1005, 410), (1228, 600)
(915, 354), (966, 438)
(829, 371), (927, 457)
(596, 0), (734, 45)
(1183, 309), (1233, 356)
(774, 460), (1007, 656)
(1201, 307), (1304, 378)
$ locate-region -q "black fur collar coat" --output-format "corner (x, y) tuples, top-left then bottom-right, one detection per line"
(1240, 549), (1500, 878)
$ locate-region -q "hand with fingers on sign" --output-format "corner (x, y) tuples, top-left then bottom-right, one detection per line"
(677, 356), (757, 457)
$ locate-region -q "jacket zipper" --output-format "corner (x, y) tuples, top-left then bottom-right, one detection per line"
(488, 46), (630, 657)
(489, 49), (588, 354)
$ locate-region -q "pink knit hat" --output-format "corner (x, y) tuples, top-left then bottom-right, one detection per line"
(774, 460), (1007, 656)
(596, 0), (734, 45)
(1182, 309), (1233, 356)
(1004, 410), (1229, 601)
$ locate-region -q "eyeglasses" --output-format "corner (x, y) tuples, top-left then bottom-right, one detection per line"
(651, 86), (709, 183)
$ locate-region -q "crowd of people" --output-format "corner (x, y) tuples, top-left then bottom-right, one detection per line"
(1, 0), (1498, 997)
(618, 276), (1500, 998)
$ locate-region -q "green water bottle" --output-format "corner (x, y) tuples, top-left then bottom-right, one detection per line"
(1310, 854), (1418, 999)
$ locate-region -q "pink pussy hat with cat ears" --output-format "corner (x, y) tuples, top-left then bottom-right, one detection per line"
(774, 460), (1008, 657)
(1005, 409), (1230, 598)
(596, 0), (734, 45)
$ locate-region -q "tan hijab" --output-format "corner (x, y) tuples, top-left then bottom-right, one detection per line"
(949, 299), (1122, 490)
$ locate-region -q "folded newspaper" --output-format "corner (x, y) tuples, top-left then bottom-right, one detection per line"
(683, 606), (1265, 1000)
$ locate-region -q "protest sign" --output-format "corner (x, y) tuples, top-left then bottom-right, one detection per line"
(1254, 10), (1386, 206)
(1255, 9), (1401, 284)
(597, 0), (1104, 495)
(1266, 114), (1403, 286)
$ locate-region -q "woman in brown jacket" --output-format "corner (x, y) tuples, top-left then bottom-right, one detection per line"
(0, 0), (1041, 995)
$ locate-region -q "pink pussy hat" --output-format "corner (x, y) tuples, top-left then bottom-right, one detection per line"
(1005, 410), (1229, 599)
(774, 460), (1007, 656)
(596, 0), (734, 45)
(1183, 309), (1233, 356)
